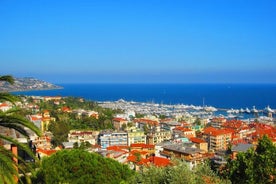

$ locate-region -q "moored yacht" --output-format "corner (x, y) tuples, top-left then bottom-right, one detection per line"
(264, 105), (274, 114)
(251, 106), (258, 114)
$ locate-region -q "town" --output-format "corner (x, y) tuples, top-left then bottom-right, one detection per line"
(1, 95), (275, 174)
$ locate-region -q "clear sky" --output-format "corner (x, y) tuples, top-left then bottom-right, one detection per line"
(0, 0), (276, 84)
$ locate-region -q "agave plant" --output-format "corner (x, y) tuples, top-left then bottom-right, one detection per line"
(0, 75), (41, 184)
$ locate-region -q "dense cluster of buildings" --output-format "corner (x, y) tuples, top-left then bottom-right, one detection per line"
(1, 96), (276, 170)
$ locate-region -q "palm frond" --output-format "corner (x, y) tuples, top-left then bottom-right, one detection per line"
(0, 134), (36, 161)
(0, 146), (18, 184)
(0, 93), (19, 104)
(0, 113), (41, 137)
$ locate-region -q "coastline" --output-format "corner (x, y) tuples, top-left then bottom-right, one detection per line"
(5, 86), (64, 93)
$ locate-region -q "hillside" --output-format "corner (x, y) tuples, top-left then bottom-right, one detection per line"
(0, 77), (63, 92)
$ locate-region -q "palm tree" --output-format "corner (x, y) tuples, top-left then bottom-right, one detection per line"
(0, 75), (41, 184)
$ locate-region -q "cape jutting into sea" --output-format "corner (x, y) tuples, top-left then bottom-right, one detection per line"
(13, 83), (276, 110)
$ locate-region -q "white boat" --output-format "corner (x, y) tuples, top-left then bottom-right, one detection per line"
(251, 106), (258, 114)
(245, 108), (251, 114)
(239, 108), (245, 113)
(264, 105), (274, 114)
(204, 106), (217, 112)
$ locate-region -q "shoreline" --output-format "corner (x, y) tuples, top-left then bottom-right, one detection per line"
(5, 86), (64, 93)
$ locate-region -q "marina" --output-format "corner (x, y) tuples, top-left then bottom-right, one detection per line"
(99, 99), (276, 122)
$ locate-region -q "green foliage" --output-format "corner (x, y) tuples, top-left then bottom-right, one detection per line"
(223, 135), (276, 184)
(133, 159), (229, 184)
(32, 149), (135, 184)
(48, 120), (70, 147)
(0, 75), (41, 184)
(193, 118), (201, 126)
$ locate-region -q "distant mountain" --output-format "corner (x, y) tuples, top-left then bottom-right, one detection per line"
(0, 77), (63, 92)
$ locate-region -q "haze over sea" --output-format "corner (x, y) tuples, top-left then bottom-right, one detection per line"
(13, 83), (276, 110)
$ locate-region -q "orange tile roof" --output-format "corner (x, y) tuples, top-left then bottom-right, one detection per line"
(189, 137), (207, 144)
(134, 118), (159, 126)
(127, 154), (171, 167)
(113, 117), (127, 122)
(210, 129), (233, 137)
(61, 106), (71, 112)
(174, 126), (193, 132)
(0, 103), (9, 107)
(130, 150), (148, 155)
(31, 116), (41, 121)
(148, 156), (171, 167)
(37, 148), (57, 156)
(107, 145), (129, 151)
(131, 143), (155, 149)
(203, 127), (232, 137)
(203, 126), (218, 134)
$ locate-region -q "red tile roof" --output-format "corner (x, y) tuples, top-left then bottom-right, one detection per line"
(134, 118), (159, 126)
(131, 143), (155, 149)
(0, 103), (9, 107)
(203, 127), (232, 137)
(203, 126), (218, 134)
(148, 156), (171, 167)
(174, 126), (193, 132)
(113, 117), (127, 122)
(37, 148), (57, 156)
(190, 137), (207, 144)
(127, 154), (171, 167)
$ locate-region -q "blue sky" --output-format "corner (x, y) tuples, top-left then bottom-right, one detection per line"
(0, 0), (275, 83)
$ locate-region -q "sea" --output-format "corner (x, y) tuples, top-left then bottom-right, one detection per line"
(12, 83), (276, 111)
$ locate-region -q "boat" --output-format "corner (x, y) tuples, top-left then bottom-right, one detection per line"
(204, 106), (217, 112)
(245, 108), (251, 114)
(239, 108), (245, 113)
(251, 106), (258, 114)
(264, 105), (274, 114)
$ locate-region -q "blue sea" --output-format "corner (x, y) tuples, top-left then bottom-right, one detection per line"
(13, 83), (276, 110)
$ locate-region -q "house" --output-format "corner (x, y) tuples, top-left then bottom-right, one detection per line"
(61, 106), (71, 113)
(43, 96), (62, 102)
(85, 110), (99, 119)
(249, 123), (276, 143)
(28, 114), (43, 130)
(41, 110), (55, 132)
(203, 127), (232, 151)
(34, 135), (52, 150)
(112, 117), (128, 130)
(155, 141), (172, 157)
(134, 118), (160, 132)
(160, 119), (181, 131)
(231, 143), (254, 159)
(98, 145), (129, 163)
(36, 148), (57, 158)
(68, 130), (99, 145)
(147, 130), (172, 145)
(210, 117), (227, 128)
(189, 137), (208, 153)
(160, 143), (212, 169)
(173, 126), (196, 139)
(98, 130), (128, 149)
(127, 128), (146, 146)
(130, 143), (155, 154)
(127, 153), (171, 170)
(0, 102), (12, 112)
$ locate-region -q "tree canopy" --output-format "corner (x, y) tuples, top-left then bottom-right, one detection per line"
(32, 149), (135, 184)
(223, 135), (276, 184)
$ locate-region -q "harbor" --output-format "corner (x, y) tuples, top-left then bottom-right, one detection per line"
(99, 99), (276, 123)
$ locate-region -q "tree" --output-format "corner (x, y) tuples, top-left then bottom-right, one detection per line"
(32, 149), (135, 184)
(0, 75), (41, 184)
(223, 135), (276, 184)
(48, 120), (70, 147)
(133, 159), (229, 184)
